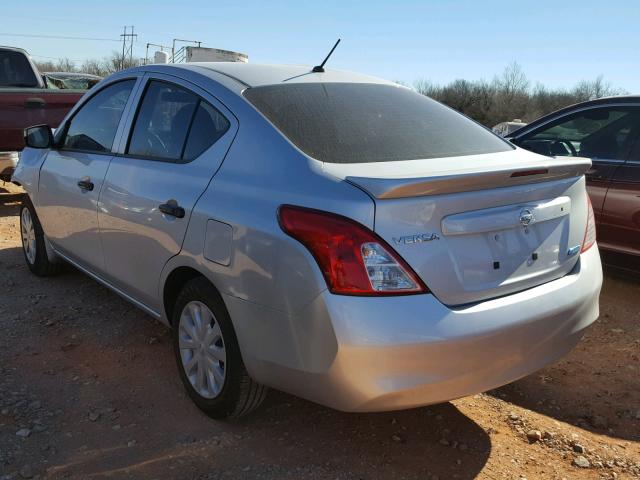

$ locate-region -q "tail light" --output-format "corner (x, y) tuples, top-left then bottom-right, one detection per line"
(278, 205), (428, 296)
(581, 196), (596, 253)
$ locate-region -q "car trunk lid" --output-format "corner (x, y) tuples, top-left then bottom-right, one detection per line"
(323, 149), (591, 306)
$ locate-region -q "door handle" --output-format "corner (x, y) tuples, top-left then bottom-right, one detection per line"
(77, 179), (94, 191)
(159, 201), (185, 218)
(24, 97), (46, 109)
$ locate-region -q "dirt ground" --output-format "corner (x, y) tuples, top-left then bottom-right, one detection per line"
(1, 182), (639, 480)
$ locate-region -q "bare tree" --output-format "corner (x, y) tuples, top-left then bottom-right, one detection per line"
(495, 61), (529, 97)
(413, 78), (440, 97)
(55, 58), (76, 72)
(573, 75), (625, 101)
(33, 60), (57, 73)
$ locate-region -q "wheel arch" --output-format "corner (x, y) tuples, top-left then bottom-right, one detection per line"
(162, 265), (209, 325)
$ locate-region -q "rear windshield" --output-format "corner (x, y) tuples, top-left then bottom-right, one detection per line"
(244, 83), (512, 163)
(0, 50), (39, 88)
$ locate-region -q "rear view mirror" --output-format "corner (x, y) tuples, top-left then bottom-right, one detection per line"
(24, 124), (53, 149)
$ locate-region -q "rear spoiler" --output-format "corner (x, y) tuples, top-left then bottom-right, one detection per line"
(346, 157), (591, 199)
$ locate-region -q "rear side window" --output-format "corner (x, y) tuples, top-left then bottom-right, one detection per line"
(182, 101), (230, 162)
(0, 50), (39, 88)
(128, 80), (230, 162)
(244, 83), (512, 163)
(62, 80), (135, 153)
(519, 107), (640, 160)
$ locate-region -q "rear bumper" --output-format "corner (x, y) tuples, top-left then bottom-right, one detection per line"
(0, 151), (19, 180)
(238, 245), (602, 412)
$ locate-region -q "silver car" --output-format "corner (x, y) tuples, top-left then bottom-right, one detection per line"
(13, 63), (602, 418)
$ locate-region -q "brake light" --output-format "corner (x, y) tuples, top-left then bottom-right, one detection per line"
(581, 196), (596, 252)
(278, 205), (428, 296)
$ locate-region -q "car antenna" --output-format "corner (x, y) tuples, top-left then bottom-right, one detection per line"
(312, 39), (341, 73)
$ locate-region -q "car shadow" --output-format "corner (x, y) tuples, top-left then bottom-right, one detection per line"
(489, 271), (640, 442)
(238, 393), (492, 479)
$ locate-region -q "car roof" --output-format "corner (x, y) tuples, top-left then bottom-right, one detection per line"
(142, 62), (396, 89)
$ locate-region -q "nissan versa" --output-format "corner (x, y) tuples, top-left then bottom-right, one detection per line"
(13, 63), (602, 418)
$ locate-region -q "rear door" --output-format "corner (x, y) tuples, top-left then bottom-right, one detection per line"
(513, 105), (640, 225)
(37, 79), (138, 274)
(599, 135), (640, 256)
(98, 74), (237, 310)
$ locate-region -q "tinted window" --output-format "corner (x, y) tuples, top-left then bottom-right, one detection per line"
(0, 50), (39, 87)
(244, 83), (511, 163)
(128, 81), (229, 162)
(128, 81), (198, 160)
(519, 107), (640, 160)
(182, 101), (230, 162)
(63, 80), (135, 153)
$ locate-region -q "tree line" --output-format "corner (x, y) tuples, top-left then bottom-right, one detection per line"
(34, 51), (142, 80)
(35, 55), (625, 128)
(405, 62), (626, 127)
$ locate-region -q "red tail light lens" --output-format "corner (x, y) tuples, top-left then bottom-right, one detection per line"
(581, 196), (596, 253)
(278, 205), (428, 296)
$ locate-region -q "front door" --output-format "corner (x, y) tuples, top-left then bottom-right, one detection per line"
(98, 76), (237, 311)
(37, 79), (137, 273)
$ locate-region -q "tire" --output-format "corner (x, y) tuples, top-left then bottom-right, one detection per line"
(172, 277), (267, 419)
(19, 198), (63, 277)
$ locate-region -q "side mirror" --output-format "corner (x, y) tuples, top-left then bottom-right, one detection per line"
(24, 125), (53, 149)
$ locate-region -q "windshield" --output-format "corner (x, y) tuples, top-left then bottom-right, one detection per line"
(0, 50), (40, 88)
(244, 83), (512, 164)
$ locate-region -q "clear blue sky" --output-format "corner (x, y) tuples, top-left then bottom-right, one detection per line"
(2, 0), (638, 92)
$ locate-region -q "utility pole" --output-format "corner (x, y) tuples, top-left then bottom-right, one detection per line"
(120, 26), (138, 70)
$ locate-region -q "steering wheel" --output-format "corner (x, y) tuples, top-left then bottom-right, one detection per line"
(552, 140), (577, 156)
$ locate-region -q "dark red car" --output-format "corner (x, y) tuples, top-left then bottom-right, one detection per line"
(507, 96), (640, 272)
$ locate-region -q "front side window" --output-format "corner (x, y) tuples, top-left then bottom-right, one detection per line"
(519, 107), (640, 160)
(244, 83), (512, 164)
(128, 80), (230, 162)
(62, 80), (135, 153)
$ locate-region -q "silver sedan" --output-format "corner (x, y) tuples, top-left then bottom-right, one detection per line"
(13, 63), (602, 418)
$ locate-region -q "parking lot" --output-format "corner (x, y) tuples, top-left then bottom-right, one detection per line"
(0, 183), (639, 480)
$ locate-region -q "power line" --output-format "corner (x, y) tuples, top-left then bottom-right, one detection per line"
(0, 32), (120, 42)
